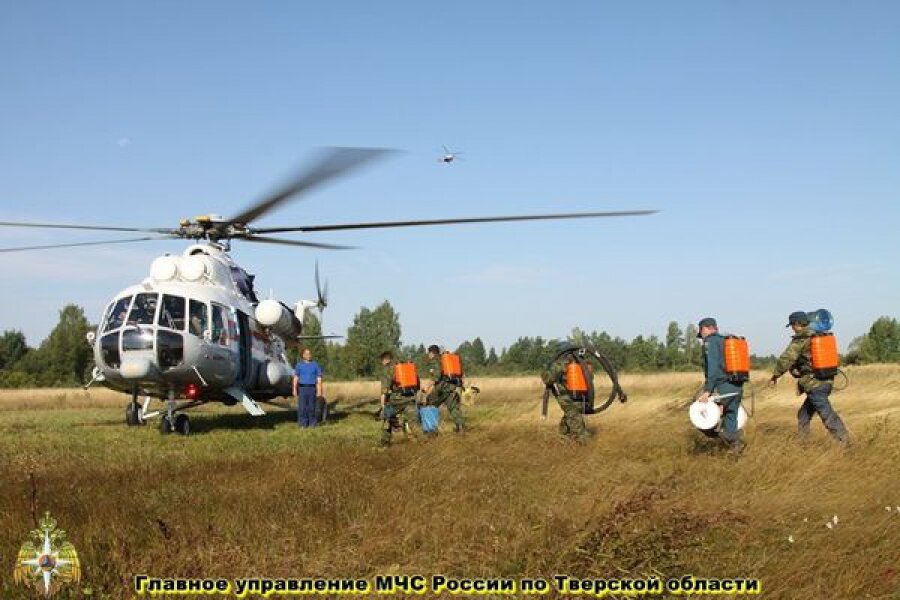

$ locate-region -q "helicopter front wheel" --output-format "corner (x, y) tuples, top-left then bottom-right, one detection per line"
(160, 413), (191, 436)
(159, 414), (173, 434)
(125, 401), (144, 426)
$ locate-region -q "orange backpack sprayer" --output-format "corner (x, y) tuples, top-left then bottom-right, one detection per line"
(393, 362), (420, 396)
(723, 336), (750, 383)
(440, 352), (463, 383)
(565, 362), (590, 398)
(810, 333), (839, 379)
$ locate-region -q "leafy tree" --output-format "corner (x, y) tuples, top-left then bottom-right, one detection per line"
(301, 311), (328, 365)
(470, 337), (487, 367)
(847, 317), (900, 364)
(324, 341), (353, 380)
(626, 335), (665, 371)
(0, 329), (28, 370)
(486, 347), (499, 367)
(344, 301), (401, 377)
(15, 305), (93, 386)
(683, 324), (700, 367)
(503, 336), (559, 372)
(665, 321), (685, 368)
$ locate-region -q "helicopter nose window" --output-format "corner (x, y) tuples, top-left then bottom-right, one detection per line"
(100, 333), (121, 368)
(128, 293), (159, 325)
(188, 299), (208, 337)
(157, 330), (184, 369)
(103, 296), (133, 332)
(123, 328), (154, 351)
(158, 295), (186, 331)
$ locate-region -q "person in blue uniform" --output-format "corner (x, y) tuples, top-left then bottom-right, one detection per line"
(697, 317), (746, 453)
(292, 348), (323, 428)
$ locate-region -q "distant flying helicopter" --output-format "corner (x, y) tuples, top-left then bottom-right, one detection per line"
(0, 147), (658, 435)
(439, 145), (463, 164)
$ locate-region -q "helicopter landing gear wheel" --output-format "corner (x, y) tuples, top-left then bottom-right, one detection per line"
(125, 401), (144, 426)
(174, 414), (191, 436)
(159, 414), (174, 435)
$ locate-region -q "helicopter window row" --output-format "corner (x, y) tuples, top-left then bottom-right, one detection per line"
(100, 293), (236, 344)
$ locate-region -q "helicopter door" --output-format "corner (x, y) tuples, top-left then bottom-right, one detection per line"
(236, 310), (252, 385)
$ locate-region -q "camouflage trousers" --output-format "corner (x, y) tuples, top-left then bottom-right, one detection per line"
(557, 393), (589, 442)
(381, 400), (413, 445)
(428, 382), (465, 429)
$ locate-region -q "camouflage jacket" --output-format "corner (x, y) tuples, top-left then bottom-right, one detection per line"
(426, 357), (443, 385)
(772, 327), (831, 392)
(541, 360), (572, 396)
(380, 362), (398, 400)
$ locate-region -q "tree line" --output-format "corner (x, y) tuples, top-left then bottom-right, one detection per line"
(1, 302), (898, 388)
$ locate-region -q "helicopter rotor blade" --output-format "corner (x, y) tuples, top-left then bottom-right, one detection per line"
(314, 261), (328, 310)
(0, 221), (176, 234)
(240, 235), (356, 251)
(253, 210), (659, 234)
(0, 236), (173, 253)
(227, 147), (395, 227)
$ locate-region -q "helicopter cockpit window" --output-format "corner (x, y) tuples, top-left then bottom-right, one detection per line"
(128, 293), (159, 326)
(230, 266), (259, 303)
(158, 295), (186, 331)
(211, 304), (228, 346)
(188, 300), (208, 337)
(103, 296), (132, 332)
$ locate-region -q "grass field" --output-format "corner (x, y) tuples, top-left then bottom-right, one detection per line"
(0, 366), (898, 599)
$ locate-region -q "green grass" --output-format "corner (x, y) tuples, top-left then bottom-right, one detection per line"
(0, 367), (898, 599)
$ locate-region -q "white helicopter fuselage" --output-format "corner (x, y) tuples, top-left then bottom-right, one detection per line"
(91, 242), (302, 407)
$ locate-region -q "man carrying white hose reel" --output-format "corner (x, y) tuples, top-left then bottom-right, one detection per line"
(695, 317), (748, 454)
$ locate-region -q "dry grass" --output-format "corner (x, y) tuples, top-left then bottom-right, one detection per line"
(0, 366), (898, 599)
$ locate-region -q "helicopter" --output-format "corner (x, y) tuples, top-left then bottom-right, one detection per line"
(439, 145), (462, 164)
(0, 147), (658, 435)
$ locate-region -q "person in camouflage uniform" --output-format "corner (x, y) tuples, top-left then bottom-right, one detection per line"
(769, 311), (850, 446)
(378, 350), (415, 446)
(541, 348), (590, 443)
(696, 317), (746, 453)
(423, 345), (465, 433)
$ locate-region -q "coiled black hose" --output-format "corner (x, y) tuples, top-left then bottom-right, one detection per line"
(542, 345), (628, 418)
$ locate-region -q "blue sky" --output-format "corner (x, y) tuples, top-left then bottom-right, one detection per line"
(1, 1), (898, 356)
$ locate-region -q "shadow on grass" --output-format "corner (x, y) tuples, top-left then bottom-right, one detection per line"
(187, 401), (363, 433)
(689, 432), (730, 455)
